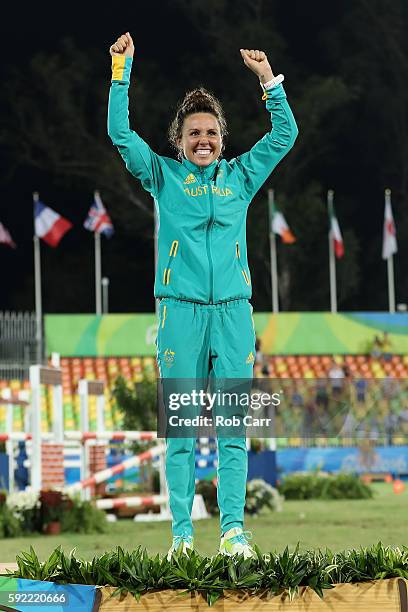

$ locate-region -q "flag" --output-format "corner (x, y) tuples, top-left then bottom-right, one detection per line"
(328, 200), (344, 258)
(382, 194), (397, 260)
(0, 222), (16, 248)
(84, 192), (114, 237)
(34, 201), (72, 247)
(270, 202), (296, 244)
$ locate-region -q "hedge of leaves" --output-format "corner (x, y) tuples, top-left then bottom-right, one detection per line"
(278, 472), (373, 500)
(5, 543), (408, 606)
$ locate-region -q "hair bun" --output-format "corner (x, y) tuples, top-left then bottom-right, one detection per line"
(168, 87), (228, 157)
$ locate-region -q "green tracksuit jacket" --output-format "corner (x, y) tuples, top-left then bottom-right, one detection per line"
(108, 55), (298, 304)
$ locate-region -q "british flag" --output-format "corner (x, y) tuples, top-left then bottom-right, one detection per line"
(84, 192), (114, 237)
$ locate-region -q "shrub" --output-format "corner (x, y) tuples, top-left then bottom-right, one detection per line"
(196, 480), (219, 515)
(0, 503), (22, 537)
(112, 375), (157, 433)
(6, 489), (41, 532)
(245, 479), (284, 514)
(196, 478), (284, 516)
(40, 490), (73, 526)
(278, 472), (373, 500)
(60, 498), (107, 534)
(320, 473), (373, 499)
(10, 542), (408, 605)
(3, 489), (107, 535)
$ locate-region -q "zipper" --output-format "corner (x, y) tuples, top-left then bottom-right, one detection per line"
(206, 178), (215, 303)
(163, 240), (179, 285)
(236, 241), (250, 286)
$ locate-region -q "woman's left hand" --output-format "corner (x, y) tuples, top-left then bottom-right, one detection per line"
(240, 49), (274, 84)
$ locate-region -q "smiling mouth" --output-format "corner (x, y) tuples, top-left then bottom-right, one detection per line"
(194, 149), (213, 157)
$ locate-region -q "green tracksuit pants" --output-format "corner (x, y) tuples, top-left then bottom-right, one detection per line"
(156, 297), (256, 536)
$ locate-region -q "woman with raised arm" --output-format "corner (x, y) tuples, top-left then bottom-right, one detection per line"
(108, 32), (298, 559)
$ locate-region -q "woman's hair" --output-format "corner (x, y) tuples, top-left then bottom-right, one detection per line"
(168, 87), (228, 158)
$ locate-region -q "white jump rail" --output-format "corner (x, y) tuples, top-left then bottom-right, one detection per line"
(0, 433), (54, 442)
(64, 431), (157, 442)
(96, 494), (168, 510)
(0, 431), (156, 442)
(64, 444), (166, 494)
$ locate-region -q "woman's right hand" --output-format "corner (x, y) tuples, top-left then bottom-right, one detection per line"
(109, 32), (134, 58)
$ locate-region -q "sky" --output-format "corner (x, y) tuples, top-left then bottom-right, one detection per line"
(0, 4), (198, 313)
(0, 5), (192, 66)
(1, 1), (406, 313)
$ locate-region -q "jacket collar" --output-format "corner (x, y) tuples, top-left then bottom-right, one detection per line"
(182, 158), (219, 180)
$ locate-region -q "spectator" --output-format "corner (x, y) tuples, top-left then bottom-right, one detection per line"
(315, 378), (329, 411)
(381, 332), (393, 362)
(328, 358), (345, 397)
(291, 382), (304, 407)
(383, 409), (399, 445)
(254, 335), (271, 376)
(399, 406), (408, 435)
(370, 335), (383, 359)
(255, 335), (262, 363)
(354, 378), (368, 404)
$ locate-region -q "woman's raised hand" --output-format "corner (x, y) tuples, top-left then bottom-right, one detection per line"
(240, 49), (274, 84)
(110, 32), (134, 58)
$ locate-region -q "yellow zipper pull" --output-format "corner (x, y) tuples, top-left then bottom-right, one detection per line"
(169, 240), (179, 257)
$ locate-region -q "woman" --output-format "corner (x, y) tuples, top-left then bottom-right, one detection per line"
(108, 32), (298, 558)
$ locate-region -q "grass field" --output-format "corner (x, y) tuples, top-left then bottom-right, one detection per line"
(1, 483), (407, 562)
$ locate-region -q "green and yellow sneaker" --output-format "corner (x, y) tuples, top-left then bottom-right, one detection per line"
(166, 534), (194, 561)
(219, 527), (256, 559)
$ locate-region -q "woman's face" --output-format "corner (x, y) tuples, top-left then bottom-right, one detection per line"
(178, 113), (222, 167)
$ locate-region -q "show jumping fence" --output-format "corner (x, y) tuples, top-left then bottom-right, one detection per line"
(1, 364), (210, 522)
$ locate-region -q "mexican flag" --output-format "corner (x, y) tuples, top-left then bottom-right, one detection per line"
(328, 199), (344, 258)
(270, 201), (296, 244)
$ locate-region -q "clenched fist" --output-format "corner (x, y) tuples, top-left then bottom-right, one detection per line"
(110, 32), (134, 58)
(240, 49), (274, 84)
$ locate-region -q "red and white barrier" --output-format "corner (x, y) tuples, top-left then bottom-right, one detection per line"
(64, 444), (165, 494)
(96, 494), (168, 510)
(0, 432), (54, 442)
(64, 431), (157, 442)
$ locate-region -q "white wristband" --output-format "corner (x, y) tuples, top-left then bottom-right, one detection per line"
(261, 74), (285, 91)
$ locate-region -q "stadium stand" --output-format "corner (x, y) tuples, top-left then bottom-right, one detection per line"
(1, 355), (408, 443)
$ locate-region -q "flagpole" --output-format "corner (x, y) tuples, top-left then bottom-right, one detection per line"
(268, 189), (279, 313)
(385, 189), (396, 313)
(387, 256), (395, 314)
(94, 232), (102, 316)
(94, 190), (103, 316)
(33, 192), (43, 364)
(328, 189), (337, 314)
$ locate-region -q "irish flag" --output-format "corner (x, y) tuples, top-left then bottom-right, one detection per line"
(328, 199), (344, 258)
(34, 201), (72, 247)
(270, 202), (296, 244)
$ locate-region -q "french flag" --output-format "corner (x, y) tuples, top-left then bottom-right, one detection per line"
(34, 201), (72, 247)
